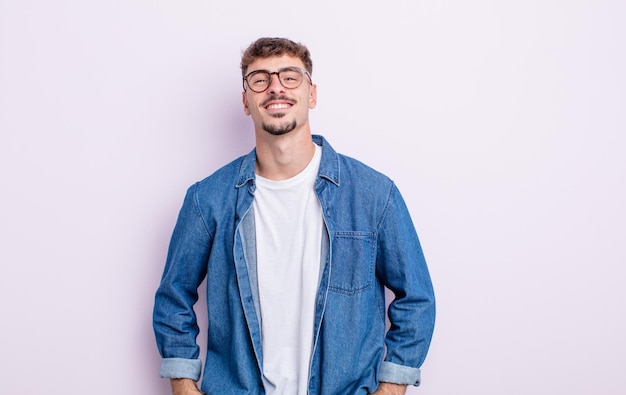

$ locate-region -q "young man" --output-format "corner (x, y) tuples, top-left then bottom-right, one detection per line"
(153, 37), (436, 395)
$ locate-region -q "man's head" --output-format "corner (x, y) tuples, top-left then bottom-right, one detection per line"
(240, 37), (313, 78)
(241, 38), (317, 137)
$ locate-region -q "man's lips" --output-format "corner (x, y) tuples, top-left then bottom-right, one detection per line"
(262, 96), (296, 111)
(266, 103), (291, 110)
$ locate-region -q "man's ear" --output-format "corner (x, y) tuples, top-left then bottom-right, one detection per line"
(308, 84), (317, 109)
(242, 91), (250, 115)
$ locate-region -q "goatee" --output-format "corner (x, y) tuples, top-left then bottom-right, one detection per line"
(262, 119), (297, 136)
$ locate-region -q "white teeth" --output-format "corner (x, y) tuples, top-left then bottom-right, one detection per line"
(267, 103), (290, 110)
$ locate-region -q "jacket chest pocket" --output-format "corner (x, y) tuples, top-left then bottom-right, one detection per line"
(329, 231), (376, 294)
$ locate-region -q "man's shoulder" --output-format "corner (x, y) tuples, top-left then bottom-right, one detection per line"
(187, 154), (249, 199)
(316, 134), (394, 191)
(337, 153), (393, 185)
(197, 155), (247, 185)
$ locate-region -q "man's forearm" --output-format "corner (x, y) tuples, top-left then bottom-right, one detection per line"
(170, 378), (203, 395)
(371, 382), (408, 395)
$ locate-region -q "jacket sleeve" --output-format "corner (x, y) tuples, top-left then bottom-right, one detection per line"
(375, 184), (436, 386)
(153, 184), (212, 380)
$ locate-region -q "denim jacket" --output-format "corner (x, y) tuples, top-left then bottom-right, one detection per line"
(153, 135), (435, 395)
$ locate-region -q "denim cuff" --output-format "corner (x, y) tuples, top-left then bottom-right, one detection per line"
(378, 361), (421, 386)
(159, 357), (202, 381)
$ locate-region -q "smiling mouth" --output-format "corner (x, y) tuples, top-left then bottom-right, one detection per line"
(262, 96), (296, 111)
(266, 103), (292, 110)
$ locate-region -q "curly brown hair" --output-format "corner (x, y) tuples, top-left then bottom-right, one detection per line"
(240, 37), (313, 78)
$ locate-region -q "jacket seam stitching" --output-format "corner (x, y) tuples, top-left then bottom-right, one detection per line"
(191, 182), (214, 239)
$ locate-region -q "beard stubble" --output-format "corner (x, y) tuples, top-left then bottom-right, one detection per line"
(262, 113), (298, 136)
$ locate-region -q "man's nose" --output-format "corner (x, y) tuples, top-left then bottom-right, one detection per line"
(267, 73), (285, 93)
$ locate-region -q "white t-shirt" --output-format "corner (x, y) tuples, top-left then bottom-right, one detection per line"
(253, 144), (323, 395)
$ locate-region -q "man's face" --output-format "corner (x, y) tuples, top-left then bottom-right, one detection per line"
(242, 55), (317, 136)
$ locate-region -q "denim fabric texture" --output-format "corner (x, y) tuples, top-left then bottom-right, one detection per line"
(153, 135), (436, 395)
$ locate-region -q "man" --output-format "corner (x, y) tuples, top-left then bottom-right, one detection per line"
(153, 37), (435, 395)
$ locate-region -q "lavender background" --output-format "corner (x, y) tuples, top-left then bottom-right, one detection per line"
(1, 1), (624, 393)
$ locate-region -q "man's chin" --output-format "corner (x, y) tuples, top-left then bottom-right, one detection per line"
(262, 120), (297, 136)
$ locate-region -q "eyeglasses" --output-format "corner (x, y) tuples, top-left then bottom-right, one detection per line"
(243, 66), (312, 93)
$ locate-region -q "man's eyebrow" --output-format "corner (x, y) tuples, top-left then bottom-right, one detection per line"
(247, 66), (301, 75)
(248, 69), (270, 74)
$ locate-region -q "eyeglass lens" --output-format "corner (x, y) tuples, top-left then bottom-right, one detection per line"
(246, 67), (306, 92)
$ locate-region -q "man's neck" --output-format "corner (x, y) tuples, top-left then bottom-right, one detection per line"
(254, 128), (316, 181)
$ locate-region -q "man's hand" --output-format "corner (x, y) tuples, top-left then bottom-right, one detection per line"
(369, 382), (408, 395)
(170, 378), (203, 395)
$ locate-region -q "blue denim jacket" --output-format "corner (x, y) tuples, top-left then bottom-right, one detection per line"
(153, 135), (435, 395)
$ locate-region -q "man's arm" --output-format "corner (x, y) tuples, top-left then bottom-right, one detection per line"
(375, 184), (436, 386)
(171, 378), (204, 395)
(153, 185), (212, 389)
(370, 382), (408, 395)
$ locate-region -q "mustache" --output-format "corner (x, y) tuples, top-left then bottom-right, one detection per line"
(261, 96), (296, 107)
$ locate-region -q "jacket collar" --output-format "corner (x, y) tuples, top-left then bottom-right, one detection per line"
(236, 134), (340, 188)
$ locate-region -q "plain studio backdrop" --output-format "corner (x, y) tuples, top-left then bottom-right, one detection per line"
(1, 1), (624, 394)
